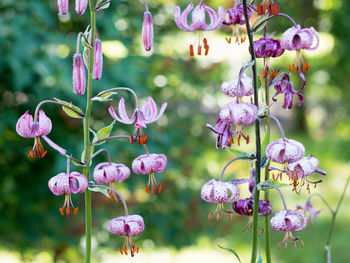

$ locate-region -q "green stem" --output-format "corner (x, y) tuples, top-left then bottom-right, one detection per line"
(324, 174), (350, 263)
(242, 1), (262, 262)
(84, 0), (96, 262)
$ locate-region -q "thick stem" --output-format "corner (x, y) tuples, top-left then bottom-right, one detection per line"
(323, 174), (350, 263)
(242, 1), (262, 262)
(84, 0), (96, 262)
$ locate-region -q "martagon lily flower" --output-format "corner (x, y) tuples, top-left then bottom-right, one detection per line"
(296, 199), (321, 224)
(16, 110), (66, 159)
(109, 96), (167, 144)
(221, 73), (253, 98)
(132, 153), (167, 194)
(174, 0), (225, 56)
(109, 215), (145, 257)
(48, 171), (88, 216)
(93, 162), (130, 201)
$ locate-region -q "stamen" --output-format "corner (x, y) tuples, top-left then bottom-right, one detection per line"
(151, 186), (155, 194)
(208, 212), (213, 221)
(198, 45), (202, 56)
(189, 45), (194, 56)
(119, 248), (124, 255)
(216, 213), (221, 221)
(59, 208), (65, 216)
(28, 150), (34, 158)
(157, 184), (162, 193)
(303, 62), (309, 72)
(204, 45), (209, 56)
(74, 207), (79, 215)
(123, 248), (128, 255)
(237, 135), (241, 146)
(246, 135), (250, 144)
(144, 185), (149, 193)
(241, 36), (246, 43)
(129, 135), (134, 144)
(225, 37), (232, 44)
(136, 247), (140, 253)
(235, 36), (239, 44)
(257, 4), (263, 15)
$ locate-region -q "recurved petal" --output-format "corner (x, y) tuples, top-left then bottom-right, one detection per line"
(48, 173), (70, 196)
(37, 110), (52, 136)
(174, 3), (193, 31)
(69, 172), (88, 194)
(16, 111), (35, 138)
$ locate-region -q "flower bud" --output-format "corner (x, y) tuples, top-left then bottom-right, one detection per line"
(93, 39), (103, 80)
(73, 53), (86, 96)
(142, 11), (153, 51)
(57, 0), (69, 15)
(75, 0), (88, 15)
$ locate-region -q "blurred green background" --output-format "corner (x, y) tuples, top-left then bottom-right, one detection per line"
(0, 0), (349, 262)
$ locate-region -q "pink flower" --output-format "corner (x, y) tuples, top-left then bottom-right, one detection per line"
(270, 209), (307, 248)
(253, 37), (284, 58)
(73, 53), (86, 96)
(132, 153), (167, 195)
(288, 155), (326, 179)
(296, 200), (321, 224)
(109, 215), (145, 256)
(142, 11), (153, 51)
(16, 110), (66, 158)
(93, 39), (103, 80)
(57, 0), (69, 15)
(280, 25), (320, 72)
(206, 119), (235, 149)
(48, 171), (88, 216)
(174, 1), (224, 55)
(75, 0), (88, 14)
(201, 179), (240, 221)
(93, 162), (130, 201)
(265, 138), (305, 164)
(221, 73), (253, 97)
(109, 96), (167, 144)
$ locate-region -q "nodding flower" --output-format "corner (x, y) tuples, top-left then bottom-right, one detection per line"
(206, 118), (235, 149)
(252, 37), (284, 79)
(109, 215), (145, 257)
(109, 96), (167, 144)
(218, 101), (258, 145)
(16, 110), (66, 159)
(270, 209), (307, 249)
(272, 72), (305, 110)
(93, 162), (130, 201)
(256, 0), (280, 16)
(48, 171), (88, 217)
(73, 53), (86, 96)
(221, 73), (253, 98)
(222, 1), (251, 45)
(75, 0), (88, 15)
(142, 11), (154, 51)
(93, 38), (103, 80)
(174, 0), (225, 56)
(296, 199), (321, 224)
(201, 179), (240, 221)
(280, 25), (320, 72)
(132, 153), (167, 195)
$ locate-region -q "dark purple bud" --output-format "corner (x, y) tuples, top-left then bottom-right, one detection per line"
(233, 198), (272, 216)
(252, 37), (284, 58)
(222, 1), (251, 26)
(93, 39), (103, 80)
(72, 53), (86, 96)
(75, 0), (88, 15)
(142, 11), (153, 51)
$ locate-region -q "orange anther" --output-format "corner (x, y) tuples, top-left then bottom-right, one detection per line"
(123, 248), (128, 255)
(229, 135), (233, 145)
(59, 208), (65, 216)
(237, 135), (241, 146)
(303, 62), (309, 71)
(208, 213), (213, 221)
(137, 136), (141, 144)
(198, 45), (202, 56)
(246, 135), (250, 144)
(143, 135), (148, 144)
(129, 135), (133, 144)
(288, 65), (292, 72)
(235, 36), (239, 43)
(105, 195), (110, 201)
(66, 208), (70, 216)
(204, 45), (209, 56)
(144, 185), (149, 193)
(292, 64), (296, 72)
(136, 247), (140, 253)
(216, 213), (221, 221)
(274, 4), (280, 16)
(189, 45), (194, 56)
(257, 4), (262, 15)
(262, 3), (267, 13)
(225, 37), (231, 44)
(119, 248), (124, 255)
(74, 207), (78, 216)
(229, 213), (233, 221)
(158, 184), (162, 193)
(151, 186), (155, 194)
(203, 38), (208, 45)
(28, 151), (34, 158)
(241, 36), (246, 43)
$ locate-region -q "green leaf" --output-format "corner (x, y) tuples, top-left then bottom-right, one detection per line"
(256, 179), (289, 191)
(54, 98), (84, 119)
(71, 158), (85, 167)
(257, 252), (263, 263)
(92, 120), (115, 145)
(227, 147), (250, 158)
(88, 184), (109, 198)
(260, 128), (270, 168)
(81, 146), (94, 167)
(217, 245), (241, 263)
(91, 91), (117, 102)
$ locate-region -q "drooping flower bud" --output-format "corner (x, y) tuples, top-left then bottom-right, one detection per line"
(253, 37), (285, 58)
(222, 1), (251, 26)
(142, 11), (153, 51)
(57, 0), (69, 15)
(93, 39), (103, 80)
(73, 53), (86, 96)
(75, 0), (88, 15)
(265, 138), (305, 164)
(221, 74), (253, 97)
(232, 198), (272, 216)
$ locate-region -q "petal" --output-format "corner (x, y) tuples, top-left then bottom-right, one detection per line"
(306, 27), (320, 51)
(69, 172), (88, 194)
(16, 111), (35, 138)
(174, 3), (193, 31)
(146, 102), (167, 123)
(48, 173), (70, 195)
(37, 110), (52, 136)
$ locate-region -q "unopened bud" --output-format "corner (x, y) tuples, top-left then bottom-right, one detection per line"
(57, 0), (69, 15)
(73, 53), (86, 96)
(75, 0), (88, 14)
(93, 39), (103, 80)
(142, 11), (153, 51)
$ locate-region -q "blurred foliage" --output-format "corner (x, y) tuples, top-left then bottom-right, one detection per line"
(0, 0), (349, 262)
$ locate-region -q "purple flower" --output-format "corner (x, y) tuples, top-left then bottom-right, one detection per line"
(265, 138), (305, 164)
(16, 110), (66, 158)
(132, 153), (167, 195)
(142, 11), (153, 51)
(288, 155), (326, 179)
(109, 96), (167, 143)
(73, 53), (86, 96)
(57, 0), (69, 15)
(272, 73), (305, 109)
(233, 198), (272, 216)
(201, 179), (240, 221)
(174, 1), (224, 55)
(48, 171), (88, 216)
(221, 74), (253, 97)
(222, 1), (250, 26)
(253, 37), (284, 58)
(93, 162), (130, 201)
(281, 25), (320, 72)
(93, 39), (103, 80)
(109, 215), (145, 256)
(270, 209), (307, 248)
(75, 0), (88, 14)
(296, 200), (321, 224)
(206, 118), (234, 149)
